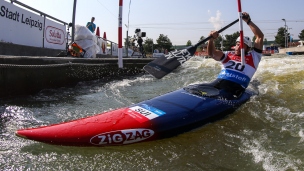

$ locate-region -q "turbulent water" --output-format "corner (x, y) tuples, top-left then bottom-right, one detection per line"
(1, 54), (304, 171)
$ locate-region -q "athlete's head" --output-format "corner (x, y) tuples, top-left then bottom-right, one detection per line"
(235, 36), (252, 55)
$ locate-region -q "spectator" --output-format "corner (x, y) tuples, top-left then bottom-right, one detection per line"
(86, 17), (96, 33)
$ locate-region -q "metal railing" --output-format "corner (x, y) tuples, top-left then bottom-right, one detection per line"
(10, 0), (68, 25)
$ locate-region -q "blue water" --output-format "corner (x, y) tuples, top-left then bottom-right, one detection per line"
(1, 54), (304, 170)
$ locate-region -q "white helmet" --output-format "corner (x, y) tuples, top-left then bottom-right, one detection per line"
(236, 36), (252, 47)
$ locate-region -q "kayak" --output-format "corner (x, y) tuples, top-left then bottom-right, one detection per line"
(16, 84), (255, 146)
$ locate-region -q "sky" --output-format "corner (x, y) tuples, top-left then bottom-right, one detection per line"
(9, 0), (304, 45)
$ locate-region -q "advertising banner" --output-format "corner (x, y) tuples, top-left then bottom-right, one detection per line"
(0, 0), (66, 50)
(44, 19), (66, 50)
(0, 0), (43, 47)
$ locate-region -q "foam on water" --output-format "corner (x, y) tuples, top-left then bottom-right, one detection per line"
(104, 76), (155, 105)
(240, 133), (302, 171)
(237, 55), (304, 170)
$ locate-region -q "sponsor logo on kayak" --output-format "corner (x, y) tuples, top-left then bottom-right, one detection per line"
(126, 104), (166, 123)
(90, 128), (154, 145)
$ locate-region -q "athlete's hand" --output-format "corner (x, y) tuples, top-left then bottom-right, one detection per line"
(242, 12), (251, 23)
(209, 31), (219, 40)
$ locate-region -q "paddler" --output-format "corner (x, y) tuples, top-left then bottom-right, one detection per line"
(207, 12), (264, 98)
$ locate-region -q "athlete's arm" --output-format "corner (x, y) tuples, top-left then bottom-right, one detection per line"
(242, 12), (264, 50)
(207, 31), (224, 61)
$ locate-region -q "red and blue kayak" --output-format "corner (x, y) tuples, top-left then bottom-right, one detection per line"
(16, 84), (255, 146)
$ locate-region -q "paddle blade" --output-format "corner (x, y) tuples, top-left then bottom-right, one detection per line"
(144, 47), (195, 79)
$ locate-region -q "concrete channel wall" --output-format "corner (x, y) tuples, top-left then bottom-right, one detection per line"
(0, 43), (154, 98)
(0, 42), (64, 57)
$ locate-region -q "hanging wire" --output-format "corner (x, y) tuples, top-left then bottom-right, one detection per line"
(96, 0), (116, 18)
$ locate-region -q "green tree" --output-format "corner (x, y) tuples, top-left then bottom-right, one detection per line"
(264, 38), (268, 45)
(124, 36), (133, 47)
(186, 40), (192, 46)
(197, 36), (206, 51)
(156, 34), (173, 51)
(223, 31), (239, 51)
(214, 36), (223, 50)
(299, 29), (304, 40)
(275, 27), (289, 47)
(143, 37), (154, 53)
(197, 35), (222, 51)
(252, 36), (256, 44)
(199, 36), (205, 42)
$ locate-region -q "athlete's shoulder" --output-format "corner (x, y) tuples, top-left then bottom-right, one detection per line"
(249, 50), (262, 57)
(248, 49), (262, 62)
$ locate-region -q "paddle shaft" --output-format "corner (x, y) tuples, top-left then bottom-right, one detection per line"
(192, 18), (239, 50)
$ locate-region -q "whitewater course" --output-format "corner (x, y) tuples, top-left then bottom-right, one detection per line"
(1, 54), (303, 170)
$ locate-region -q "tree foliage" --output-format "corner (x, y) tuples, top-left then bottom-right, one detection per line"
(127, 26), (303, 55)
(222, 31), (239, 51)
(275, 27), (290, 47)
(143, 37), (154, 53)
(124, 36), (133, 47)
(214, 36), (223, 50)
(156, 34), (173, 51)
(199, 36), (205, 42)
(252, 36), (256, 44)
(186, 40), (192, 46)
(299, 29), (304, 40)
(264, 38), (268, 45)
(197, 36), (206, 51)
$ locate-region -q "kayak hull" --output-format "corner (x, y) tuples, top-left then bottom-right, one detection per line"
(16, 85), (254, 146)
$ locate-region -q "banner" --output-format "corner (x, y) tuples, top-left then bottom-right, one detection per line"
(0, 0), (66, 50)
(44, 19), (66, 49)
(0, 0), (43, 47)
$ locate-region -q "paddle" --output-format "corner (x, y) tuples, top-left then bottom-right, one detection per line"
(143, 18), (239, 79)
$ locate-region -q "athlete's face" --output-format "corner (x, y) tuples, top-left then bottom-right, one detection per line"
(235, 42), (248, 55)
